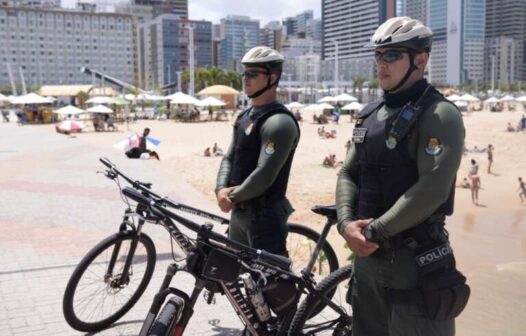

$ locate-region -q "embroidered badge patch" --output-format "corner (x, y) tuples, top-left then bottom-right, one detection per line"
(264, 142), (276, 155)
(425, 137), (443, 155)
(385, 135), (397, 149)
(355, 118), (364, 126)
(245, 122), (254, 136)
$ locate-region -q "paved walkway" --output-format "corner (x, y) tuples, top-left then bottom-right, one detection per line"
(0, 123), (243, 335)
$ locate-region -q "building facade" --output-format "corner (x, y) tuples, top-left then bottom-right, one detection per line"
(321, 0), (396, 81)
(133, 0), (187, 19)
(138, 14), (212, 90)
(428, 0), (485, 87)
(484, 0), (526, 85)
(218, 15), (259, 71)
(0, 6), (133, 89)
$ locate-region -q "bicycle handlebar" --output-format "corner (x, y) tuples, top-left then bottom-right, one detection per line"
(100, 157), (229, 225)
(121, 186), (291, 269)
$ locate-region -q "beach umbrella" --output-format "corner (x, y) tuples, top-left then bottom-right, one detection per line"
(454, 101), (468, 107)
(485, 97), (499, 104)
(286, 102), (305, 109)
(87, 104), (114, 114)
(113, 97), (130, 106)
(55, 120), (86, 133)
(459, 94), (480, 102)
(334, 93), (358, 102)
(318, 102), (335, 110)
(196, 96), (226, 107)
(499, 95), (516, 102)
(304, 103), (334, 111)
(10, 93), (54, 104)
(341, 102), (364, 110)
(54, 105), (86, 116)
(113, 133), (161, 152)
(166, 92), (200, 105)
(86, 96), (115, 104)
(446, 94), (462, 102)
(318, 96), (337, 103)
(516, 96), (526, 103)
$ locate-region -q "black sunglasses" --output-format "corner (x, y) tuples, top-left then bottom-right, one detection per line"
(374, 50), (407, 64)
(240, 70), (269, 78)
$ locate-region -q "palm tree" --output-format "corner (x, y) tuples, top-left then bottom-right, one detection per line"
(369, 78), (379, 97)
(77, 91), (89, 109)
(208, 67), (227, 85)
(353, 77), (367, 101)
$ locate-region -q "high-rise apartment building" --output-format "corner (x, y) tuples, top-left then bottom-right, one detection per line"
(402, 0), (427, 24)
(484, 0), (526, 85)
(428, 0), (485, 86)
(218, 15), (259, 71)
(1, 0), (59, 8)
(137, 14), (212, 90)
(133, 0), (188, 19)
(321, 0), (396, 81)
(0, 6), (134, 88)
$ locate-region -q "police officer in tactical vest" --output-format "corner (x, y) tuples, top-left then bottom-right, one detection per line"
(216, 46), (300, 255)
(336, 17), (469, 335)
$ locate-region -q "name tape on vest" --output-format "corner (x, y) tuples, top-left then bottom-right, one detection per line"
(352, 128), (367, 143)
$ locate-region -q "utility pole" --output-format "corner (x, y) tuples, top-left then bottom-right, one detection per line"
(188, 25), (195, 96)
(491, 54), (495, 93)
(176, 71), (182, 92)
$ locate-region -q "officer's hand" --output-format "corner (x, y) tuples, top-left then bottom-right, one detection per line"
(341, 219), (379, 257)
(216, 187), (236, 213)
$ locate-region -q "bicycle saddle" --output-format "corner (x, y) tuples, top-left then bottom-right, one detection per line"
(311, 205), (337, 221)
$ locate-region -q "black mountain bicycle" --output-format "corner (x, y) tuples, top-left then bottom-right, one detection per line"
(62, 158), (350, 334)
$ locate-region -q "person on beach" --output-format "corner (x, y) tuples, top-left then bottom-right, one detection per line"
(487, 144), (494, 174)
(215, 46), (300, 257)
(125, 128), (160, 160)
(518, 177), (526, 203)
(470, 174), (481, 205)
(336, 17), (467, 336)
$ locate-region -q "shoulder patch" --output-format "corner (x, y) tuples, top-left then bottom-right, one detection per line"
(425, 137), (443, 155)
(264, 141), (276, 155)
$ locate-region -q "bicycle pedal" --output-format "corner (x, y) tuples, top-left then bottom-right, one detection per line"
(203, 290), (216, 304)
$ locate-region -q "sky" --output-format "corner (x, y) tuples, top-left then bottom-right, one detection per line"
(61, 0), (321, 25)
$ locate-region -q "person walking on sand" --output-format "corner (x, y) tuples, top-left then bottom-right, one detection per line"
(486, 144), (494, 174)
(518, 177), (526, 203)
(470, 174), (481, 205)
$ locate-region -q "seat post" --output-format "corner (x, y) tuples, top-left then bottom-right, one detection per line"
(302, 216), (337, 276)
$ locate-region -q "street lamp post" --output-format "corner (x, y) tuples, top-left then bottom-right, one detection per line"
(328, 38), (339, 93)
(176, 71), (182, 92)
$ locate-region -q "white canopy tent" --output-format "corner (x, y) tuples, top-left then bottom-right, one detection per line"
(334, 93), (358, 102)
(446, 94), (462, 102)
(285, 102), (305, 109)
(318, 96), (338, 104)
(87, 104), (114, 114)
(166, 92), (200, 105)
(54, 105), (86, 116)
(499, 95), (516, 102)
(10, 93), (54, 104)
(454, 101), (468, 107)
(341, 102), (364, 111)
(485, 97), (499, 104)
(0, 93), (9, 102)
(459, 94), (480, 102)
(516, 96), (526, 103)
(196, 96), (226, 107)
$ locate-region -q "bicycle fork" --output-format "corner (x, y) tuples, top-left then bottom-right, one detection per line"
(138, 263), (203, 336)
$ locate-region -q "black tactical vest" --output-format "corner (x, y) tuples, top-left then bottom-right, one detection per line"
(228, 102), (300, 201)
(354, 88), (456, 222)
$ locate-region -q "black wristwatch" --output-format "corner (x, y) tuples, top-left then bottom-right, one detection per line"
(364, 224), (380, 243)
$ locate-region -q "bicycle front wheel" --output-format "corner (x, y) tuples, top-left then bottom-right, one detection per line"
(287, 223), (339, 277)
(148, 296), (185, 336)
(63, 231), (156, 332)
(288, 264), (353, 336)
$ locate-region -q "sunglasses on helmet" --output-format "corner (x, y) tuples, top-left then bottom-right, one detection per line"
(240, 70), (269, 78)
(374, 50), (407, 64)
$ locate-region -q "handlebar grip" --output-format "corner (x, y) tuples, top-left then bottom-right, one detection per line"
(99, 157), (114, 169)
(122, 187), (152, 206)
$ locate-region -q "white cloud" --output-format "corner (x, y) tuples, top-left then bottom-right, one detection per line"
(62, 0), (321, 25)
(189, 0), (321, 24)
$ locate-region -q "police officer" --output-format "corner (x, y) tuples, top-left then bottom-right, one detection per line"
(216, 46), (300, 255)
(336, 17), (466, 335)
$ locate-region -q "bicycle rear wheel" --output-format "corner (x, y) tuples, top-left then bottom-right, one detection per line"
(288, 264), (353, 336)
(287, 223), (339, 277)
(63, 231), (156, 332)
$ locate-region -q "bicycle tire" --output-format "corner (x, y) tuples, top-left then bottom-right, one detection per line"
(288, 264), (353, 336)
(287, 223), (339, 276)
(63, 231), (156, 332)
(148, 296), (185, 336)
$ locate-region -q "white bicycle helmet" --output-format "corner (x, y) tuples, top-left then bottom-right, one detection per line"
(241, 46), (284, 66)
(241, 46), (284, 98)
(368, 17), (433, 52)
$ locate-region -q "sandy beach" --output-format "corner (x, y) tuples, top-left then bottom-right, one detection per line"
(23, 108), (526, 335)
